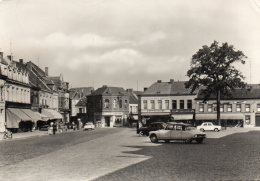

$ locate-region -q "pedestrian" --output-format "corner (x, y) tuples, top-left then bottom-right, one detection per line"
(53, 122), (57, 135)
(72, 122), (76, 131)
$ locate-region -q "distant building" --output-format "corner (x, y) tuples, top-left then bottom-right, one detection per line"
(87, 85), (129, 127)
(139, 79), (198, 126)
(127, 89), (139, 126)
(195, 86), (260, 127)
(69, 87), (94, 125)
(69, 87), (94, 116)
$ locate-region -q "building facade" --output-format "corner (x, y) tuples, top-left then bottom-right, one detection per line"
(87, 85), (129, 127)
(139, 79), (198, 126)
(195, 87), (260, 127)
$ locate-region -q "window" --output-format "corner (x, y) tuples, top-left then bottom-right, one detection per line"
(208, 104), (213, 112)
(165, 100), (169, 109)
(158, 100), (162, 109)
(236, 104), (241, 112)
(245, 115), (250, 125)
(143, 100), (147, 109)
(79, 108), (83, 113)
(104, 99), (110, 108)
(124, 100), (128, 108)
(199, 104), (204, 112)
(150, 100), (155, 109)
(227, 104), (232, 112)
(180, 100), (184, 109)
(220, 104), (224, 112)
(172, 100), (177, 109)
(113, 99), (117, 108)
(257, 104), (260, 112)
(187, 100), (192, 109)
(213, 104), (217, 112)
(119, 99), (122, 108)
(245, 104), (250, 112)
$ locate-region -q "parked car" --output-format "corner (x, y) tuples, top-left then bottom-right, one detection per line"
(83, 122), (95, 131)
(39, 124), (49, 131)
(137, 122), (167, 136)
(197, 122), (221, 132)
(149, 123), (206, 144)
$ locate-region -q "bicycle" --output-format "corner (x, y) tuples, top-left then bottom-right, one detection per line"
(2, 130), (12, 139)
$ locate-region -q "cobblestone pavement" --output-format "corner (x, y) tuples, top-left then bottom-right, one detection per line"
(0, 128), (260, 181)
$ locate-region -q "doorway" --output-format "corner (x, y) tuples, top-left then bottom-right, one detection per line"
(105, 116), (110, 127)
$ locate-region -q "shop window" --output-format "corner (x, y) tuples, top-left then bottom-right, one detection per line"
(165, 100), (169, 109)
(208, 104), (213, 112)
(158, 100), (162, 109)
(236, 104), (241, 112)
(180, 100), (184, 109)
(199, 104), (204, 112)
(245, 104), (250, 112)
(172, 100), (177, 109)
(187, 100), (192, 109)
(143, 100), (147, 109)
(150, 100), (155, 109)
(245, 115), (250, 125)
(227, 104), (232, 112)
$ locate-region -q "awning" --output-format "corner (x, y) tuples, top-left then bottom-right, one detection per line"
(34, 112), (50, 121)
(196, 113), (244, 120)
(172, 114), (194, 120)
(6, 108), (33, 129)
(141, 112), (170, 116)
(42, 109), (63, 120)
(21, 109), (42, 122)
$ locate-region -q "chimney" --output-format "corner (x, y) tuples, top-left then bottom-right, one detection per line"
(45, 67), (49, 76)
(19, 59), (23, 64)
(102, 85), (107, 88)
(0, 52), (3, 58)
(157, 80), (162, 83)
(169, 79), (174, 84)
(7, 55), (12, 61)
(144, 87), (148, 92)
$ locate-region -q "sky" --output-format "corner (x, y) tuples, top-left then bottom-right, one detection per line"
(0, 0), (260, 90)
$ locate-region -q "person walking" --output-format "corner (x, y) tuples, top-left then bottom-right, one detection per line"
(53, 122), (57, 135)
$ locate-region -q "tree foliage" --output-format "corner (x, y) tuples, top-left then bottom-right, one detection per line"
(185, 41), (247, 100)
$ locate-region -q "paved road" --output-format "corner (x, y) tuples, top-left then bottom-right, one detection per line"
(0, 128), (260, 181)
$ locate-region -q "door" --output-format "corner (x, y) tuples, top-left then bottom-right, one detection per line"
(255, 116), (260, 127)
(207, 122), (214, 130)
(105, 116), (110, 127)
(160, 124), (173, 139)
(170, 124), (182, 139)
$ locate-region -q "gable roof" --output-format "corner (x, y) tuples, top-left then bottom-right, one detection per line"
(143, 80), (198, 96)
(90, 86), (127, 96)
(196, 86), (260, 100)
(75, 97), (87, 107)
(69, 87), (94, 99)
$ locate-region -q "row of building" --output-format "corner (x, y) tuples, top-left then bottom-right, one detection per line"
(73, 79), (260, 128)
(0, 52), (70, 132)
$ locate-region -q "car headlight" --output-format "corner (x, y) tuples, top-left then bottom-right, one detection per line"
(194, 135), (198, 138)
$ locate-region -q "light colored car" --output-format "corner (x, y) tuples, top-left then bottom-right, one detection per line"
(197, 122), (221, 132)
(149, 123), (206, 144)
(83, 122), (95, 131)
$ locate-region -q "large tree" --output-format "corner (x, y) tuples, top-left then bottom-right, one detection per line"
(185, 41), (247, 125)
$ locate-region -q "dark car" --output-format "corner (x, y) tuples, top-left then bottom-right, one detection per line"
(137, 122), (167, 136)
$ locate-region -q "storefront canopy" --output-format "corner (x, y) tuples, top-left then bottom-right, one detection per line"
(42, 109), (63, 120)
(196, 113), (244, 120)
(6, 108), (32, 128)
(34, 112), (49, 121)
(141, 112), (170, 116)
(22, 109), (42, 122)
(172, 114), (193, 120)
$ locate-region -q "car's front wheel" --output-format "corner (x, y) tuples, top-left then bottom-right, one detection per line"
(196, 138), (204, 144)
(214, 128), (219, 132)
(150, 134), (158, 143)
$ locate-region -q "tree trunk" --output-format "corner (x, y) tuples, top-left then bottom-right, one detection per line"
(217, 89), (221, 126)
